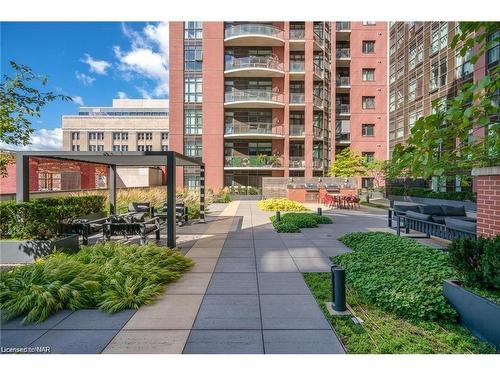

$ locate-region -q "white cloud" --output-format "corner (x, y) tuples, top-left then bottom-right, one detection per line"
(75, 71), (95, 86)
(117, 91), (128, 99)
(114, 22), (168, 98)
(72, 96), (84, 106)
(0, 128), (62, 151)
(81, 53), (111, 75)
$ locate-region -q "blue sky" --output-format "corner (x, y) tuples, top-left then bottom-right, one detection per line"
(0, 21), (168, 150)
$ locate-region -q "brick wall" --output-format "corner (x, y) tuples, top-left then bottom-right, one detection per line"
(473, 167), (500, 238)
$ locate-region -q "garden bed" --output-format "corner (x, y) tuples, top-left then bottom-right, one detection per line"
(270, 212), (332, 233)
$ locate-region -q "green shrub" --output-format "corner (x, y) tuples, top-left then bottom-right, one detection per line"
(257, 198), (308, 212)
(338, 232), (458, 322)
(0, 242), (193, 323)
(270, 212), (332, 233)
(448, 236), (500, 290)
(274, 222), (300, 233)
(387, 186), (476, 202)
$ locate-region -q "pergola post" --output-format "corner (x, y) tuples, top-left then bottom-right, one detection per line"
(16, 153), (30, 202)
(199, 165), (205, 223)
(166, 152), (176, 248)
(109, 164), (117, 215)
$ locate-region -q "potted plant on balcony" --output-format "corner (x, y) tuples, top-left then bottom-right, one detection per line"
(258, 154), (268, 166)
(268, 154), (281, 167)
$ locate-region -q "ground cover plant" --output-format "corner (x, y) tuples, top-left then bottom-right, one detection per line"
(303, 272), (495, 354)
(257, 198), (308, 212)
(0, 242), (193, 324)
(270, 212), (332, 233)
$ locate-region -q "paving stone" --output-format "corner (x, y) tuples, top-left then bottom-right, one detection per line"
(318, 247), (352, 257)
(312, 239), (351, 250)
(124, 295), (203, 330)
(220, 247), (255, 258)
(283, 240), (314, 248)
(263, 330), (345, 354)
(185, 247), (222, 258)
(293, 257), (332, 272)
(193, 295), (261, 330)
(287, 247), (324, 258)
(51, 309), (135, 330)
(206, 273), (258, 295)
(184, 330), (264, 354)
(0, 310), (73, 330)
(278, 233), (307, 240)
(260, 294), (330, 329)
(257, 257), (298, 272)
(30, 329), (119, 354)
(103, 330), (190, 354)
(165, 273), (212, 294)
(252, 231), (280, 240)
(0, 330), (47, 348)
(254, 239), (286, 250)
(255, 248), (292, 258)
(257, 273), (310, 294)
(223, 239), (253, 248)
(189, 257), (218, 273)
(215, 257), (256, 273)
(226, 232), (254, 240)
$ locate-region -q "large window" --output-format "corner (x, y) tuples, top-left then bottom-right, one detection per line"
(362, 21), (376, 26)
(184, 77), (203, 103)
(396, 116), (404, 138)
(362, 152), (375, 163)
(409, 107), (423, 129)
(71, 132), (79, 140)
(487, 31), (500, 67)
(137, 132), (153, 140)
(430, 22), (448, 55)
(362, 68), (375, 81)
(184, 44), (203, 71)
(430, 59), (447, 91)
(408, 79), (417, 102)
(362, 96), (375, 109)
(184, 22), (202, 39)
(362, 40), (375, 54)
(89, 132), (104, 140)
(184, 138), (202, 157)
(389, 91), (396, 112)
(455, 49), (474, 79)
(184, 108), (203, 135)
(408, 40), (423, 69)
(113, 132), (128, 140)
(389, 63), (396, 84)
(362, 124), (375, 137)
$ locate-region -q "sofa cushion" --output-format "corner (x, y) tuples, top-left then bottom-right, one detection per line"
(445, 217), (476, 233)
(432, 215), (446, 224)
(418, 205), (444, 216)
(131, 202), (150, 212)
(393, 204), (420, 213)
(406, 210), (433, 222)
(441, 205), (466, 217)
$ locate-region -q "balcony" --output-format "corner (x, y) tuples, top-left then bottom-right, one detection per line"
(335, 132), (351, 143)
(336, 76), (350, 87)
(336, 22), (351, 31)
(224, 56), (284, 78)
(224, 23), (284, 47)
(335, 103), (350, 115)
(313, 32), (324, 50)
(313, 64), (324, 80)
(224, 89), (285, 109)
(289, 61), (305, 79)
(313, 158), (324, 169)
(336, 48), (350, 59)
(289, 157), (305, 169)
(313, 127), (323, 138)
(289, 29), (306, 50)
(290, 93), (305, 108)
(289, 124), (305, 137)
(289, 29), (305, 40)
(313, 95), (324, 110)
(224, 121), (284, 139)
(224, 155), (284, 169)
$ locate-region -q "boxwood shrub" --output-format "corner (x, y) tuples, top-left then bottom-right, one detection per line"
(338, 232), (458, 322)
(257, 198), (308, 212)
(0, 195), (106, 240)
(270, 212), (332, 233)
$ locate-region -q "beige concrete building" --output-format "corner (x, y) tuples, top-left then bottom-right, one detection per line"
(62, 99), (169, 187)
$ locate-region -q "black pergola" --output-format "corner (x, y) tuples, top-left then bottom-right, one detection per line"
(15, 151), (206, 248)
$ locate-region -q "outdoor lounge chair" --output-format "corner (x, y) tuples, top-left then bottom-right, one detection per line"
(59, 211), (108, 245)
(102, 215), (161, 245)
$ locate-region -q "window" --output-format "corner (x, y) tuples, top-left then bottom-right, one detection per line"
(430, 22), (448, 55)
(113, 145), (120, 151)
(138, 145), (145, 151)
(184, 138), (202, 157)
(389, 91), (396, 112)
(432, 97), (447, 114)
(409, 107), (423, 129)
(362, 124), (375, 136)
(113, 132), (128, 141)
(487, 31), (500, 67)
(146, 145), (153, 151)
(121, 145), (128, 151)
(396, 87), (403, 109)
(161, 132), (169, 140)
(184, 77), (203, 103)
(362, 177), (374, 189)
(184, 108), (203, 135)
(362, 96), (375, 109)
(455, 49), (473, 79)
(137, 132), (152, 140)
(362, 21), (376, 26)
(89, 145), (96, 151)
(430, 59), (447, 91)
(71, 145), (80, 151)
(408, 40), (423, 69)
(389, 35), (396, 55)
(184, 21), (202, 39)
(396, 116), (404, 138)
(408, 79), (417, 102)
(389, 63), (396, 84)
(89, 132), (104, 140)
(362, 152), (375, 163)
(71, 132), (79, 140)
(161, 145), (168, 151)
(362, 68), (375, 81)
(184, 44), (203, 71)
(39, 172), (61, 192)
(396, 55), (404, 79)
(362, 40), (375, 54)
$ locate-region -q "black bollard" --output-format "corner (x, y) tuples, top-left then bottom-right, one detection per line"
(333, 267), (346, 312)
(317, 207), (322, 216)
(276, 211), (281, 223)
(330, 264), (337, 304)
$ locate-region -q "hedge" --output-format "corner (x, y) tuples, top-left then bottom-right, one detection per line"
(387, 186), (476, 202)
(258, 198), (308, 212)
(0, 195), (106, 240)
(270, 212), (332, 233)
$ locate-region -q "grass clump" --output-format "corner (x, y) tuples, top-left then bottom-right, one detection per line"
(0, 242), (193, 324)
(303, 273), (495, 354)
(257, 198), (308, 212)
(270, 212), (332, 233)
(338, 232), (457, 322)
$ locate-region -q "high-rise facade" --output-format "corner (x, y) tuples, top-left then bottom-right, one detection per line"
(388, 22), (499, 155)
(169, 22), (388, 190)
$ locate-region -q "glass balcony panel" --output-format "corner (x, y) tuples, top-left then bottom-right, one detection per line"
(289, 124), (305, 136)
(335, 103), (350, 114)
(290, 61), (305, 72)
(336, 76), (350, 86)
(336, 22), (351, 31)
(225, 23), (283, 39)
(224, 155), (283, 168)
(289, 157), (305, 168)
(290, 93), (305, 104)
(336, 48), (350, 58)
(313, 95), (323, 108)
(225, 89), (283, 103)
(226, 55), (283, 71)
(313, 159), (324, 168)
(289, 29), (305, 40)
(225, 121), (280, 135)
(313, 64), (324, 78)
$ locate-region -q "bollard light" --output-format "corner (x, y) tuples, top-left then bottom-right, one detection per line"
(276, 211), (281, 223)
(333, 267), (346, 312)
(317, 207), (322, 216)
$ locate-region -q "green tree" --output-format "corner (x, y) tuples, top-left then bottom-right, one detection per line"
(328, 148), (367, 177)
(0, 61), (71, 176)
(388, 22), (500, 182)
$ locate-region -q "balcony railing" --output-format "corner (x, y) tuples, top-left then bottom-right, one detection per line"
(289, 29), (305, 40)
(313, 95), (324, 108)
(336, 22), (351, 31)
(225, 56), (283, 71)
(313, 32), (324, 46)
(290, 93), (305, 104)
(313, 159), (324, 169)
(335, 132), (351, 142)
(313, 127), (323, 138)
(336, 48), (350, 59)
(289, 124), (305, 136)
(336, 103), (350, 114)
(225, 89), (283, 103)
(336, 76), (350, 86)
(224, 155), (283, 168)
(225, 122), (281, 136)
(289, 157), (305, 168)
(290, 61), (305, 72)
(313, 64), (324, 78)
(224, 23), (284, 39)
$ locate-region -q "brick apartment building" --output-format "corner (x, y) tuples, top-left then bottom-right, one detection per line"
(169, 21), (388, 190)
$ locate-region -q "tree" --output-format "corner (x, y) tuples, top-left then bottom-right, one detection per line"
(365, 159), (387, 189)
(0, 61), (71, 176)
(328, 148), (367, 177)
(388, 22), (500, 182)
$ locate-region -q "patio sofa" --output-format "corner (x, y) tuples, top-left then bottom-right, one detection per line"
(103, 214), (161, 245)
(60, 211), (108, 245)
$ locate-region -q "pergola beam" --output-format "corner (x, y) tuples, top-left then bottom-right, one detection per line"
(109, 164), (117, 215)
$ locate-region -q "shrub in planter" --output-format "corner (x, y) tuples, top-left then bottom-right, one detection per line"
(274, 222), (300, 233)
(270, 213), (332, 232)
(257, 198), (308, 212)
(483, 240), (500, 289)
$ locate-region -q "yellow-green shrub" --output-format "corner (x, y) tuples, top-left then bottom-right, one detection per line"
(257, 198), (308, 212)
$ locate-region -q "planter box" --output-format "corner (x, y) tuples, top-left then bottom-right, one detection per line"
(443, 280), (500, 350)
(0, 234), (80, 264)
(388, 195), (476, 212)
